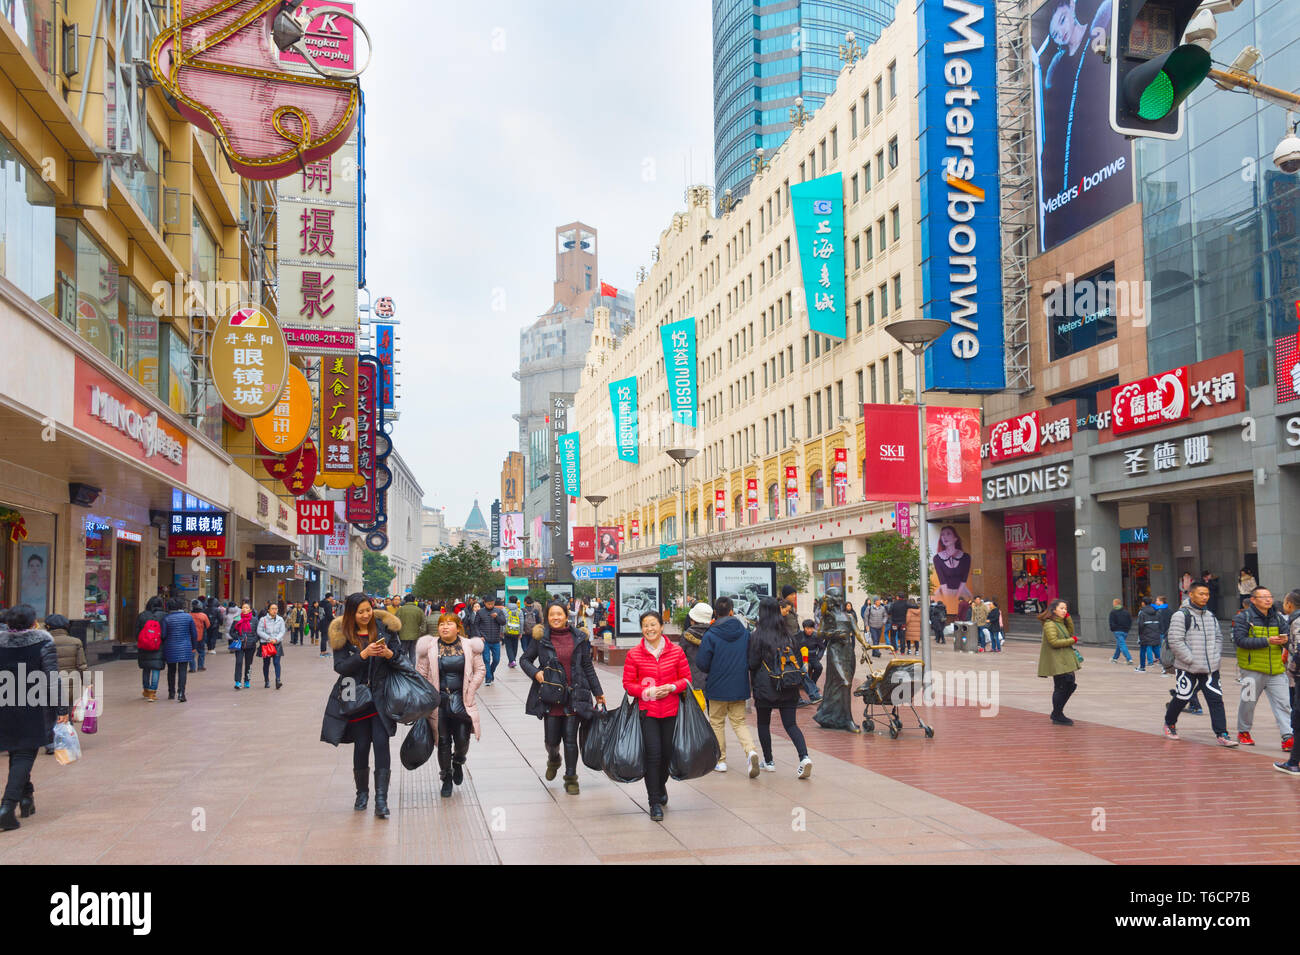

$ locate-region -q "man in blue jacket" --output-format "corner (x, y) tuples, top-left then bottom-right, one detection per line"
(697, 596), (760, 778)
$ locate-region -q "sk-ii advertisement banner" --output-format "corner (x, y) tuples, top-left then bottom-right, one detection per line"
(609, 375), (638, 462)
(790, 172), (846, 339)
(559, 431), (581, 497)
(659, 317), (698, 427)
(916, 0), (1005, 392)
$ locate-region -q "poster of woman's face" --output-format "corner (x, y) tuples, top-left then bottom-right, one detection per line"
(930, 523), (973, 605)
(19, 544), (49, 619)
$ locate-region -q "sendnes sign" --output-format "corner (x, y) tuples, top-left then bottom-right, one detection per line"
(916, 0), (1005, 392)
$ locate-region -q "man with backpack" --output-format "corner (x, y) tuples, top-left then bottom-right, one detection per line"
(521, 596), (541, 653)
(1231, 586), (1293, 750)
(1136, 597), (1162, 672)
(503, 596), (523, 669)
(1162, 581), (1238, 746)
(696, 596), (760, 778)
(394, 594), (429, 663)
(888, 593), (909, 651)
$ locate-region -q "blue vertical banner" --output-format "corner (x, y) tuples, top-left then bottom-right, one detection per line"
(559, 431), (581, 497)
(790, 172), (846, 339)
(375, 323), (395, 409)
(609, 375), (639, 463)
(916, 0), (1005, 392)
(659, 317), (698, 427)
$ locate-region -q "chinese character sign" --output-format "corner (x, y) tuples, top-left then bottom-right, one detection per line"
(375, 324), (395, 410)
(989, 410), (1040, 462)
(559, 431), (581, 498)
(790, 173), (846, 339)
(251, 364), (312, 454)
(167, 509), (228, 558)
(609, 376), (638, 463)
(658, 317), (698, 428)
(323, 500), (348, 555)
(209, 306), (289, 417)
(746, 478), (759, 516)
(1110, 367), (1190, 436)
(318, 353), (358, 484)
(346, 360), (377, 522)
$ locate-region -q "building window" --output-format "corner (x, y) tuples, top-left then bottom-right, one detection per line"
(878, 218), (886, 252)
(0, 134), (56, 312)
(768, 482), (779, 521)
(857, 370), (864, 410)
(830, 127), (837, 160)
(870, 363), (878, 403)
(853, 236), (861, 269)
(811, 470), (825, 511)
(837, 380), (844, 420)
(192, 210), (217, 284)
(866, 291), (875, 326)
(896, 349), (905, 397)
(805, 397), (812, 437)
(876, 150), (884, 181)
(851, 174), (859, 203)
(816, 396), (823, 434)
(893, 274), (902, 310)
(865, 227), (874, 261)
(879, 283), (889, 318)
(888, 136), (898, 170)
(889, 61), (897, 99)
(813, 335), (821, 359)
(850, 106), (857, 139)
(891, 205), (901, 241)
(875, 77), (883, 112)
(803, 335), (810, 364)
(882, 356), (890, 402)
(854, 299), (863, 333)
(863, 162), (871, 192)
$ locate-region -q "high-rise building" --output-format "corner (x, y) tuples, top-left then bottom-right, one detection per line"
(713, 0), (896, 207)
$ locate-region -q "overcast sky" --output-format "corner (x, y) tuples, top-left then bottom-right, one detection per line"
(360, 1), (713, 527)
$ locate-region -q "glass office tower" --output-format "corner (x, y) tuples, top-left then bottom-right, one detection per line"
(713, 0), (896, 206)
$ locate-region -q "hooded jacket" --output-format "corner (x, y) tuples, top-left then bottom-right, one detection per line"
(0, 628), (65, 748)
(1231, 602), (1286, 675)
(1037, 615), (1080, 678)
(1166, 599), (1222, 675)
(1136, 604), (1162, 647)
(519, 624), (602, 720)
(696, 615), (751, 702)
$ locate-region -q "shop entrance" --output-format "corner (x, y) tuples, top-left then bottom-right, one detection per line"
(1120, 529), (1150, 614)
(115, 540), (140, 643)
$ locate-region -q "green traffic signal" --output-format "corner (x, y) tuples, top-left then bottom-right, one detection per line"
(1123, 39), (1211, 122)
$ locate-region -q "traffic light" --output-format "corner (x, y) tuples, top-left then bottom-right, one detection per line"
(1110, 0), (1212, 139)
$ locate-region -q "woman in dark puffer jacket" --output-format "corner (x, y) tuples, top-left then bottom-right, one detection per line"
(136, 596), (166, 702)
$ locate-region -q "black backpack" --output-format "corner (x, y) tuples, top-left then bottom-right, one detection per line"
(764, 638), (805, 690)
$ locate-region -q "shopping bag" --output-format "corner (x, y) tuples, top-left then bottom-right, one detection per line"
(52, 723), (81, 764)
(81, 691), (99, 735)
(668, 686), (720, 780)
(72, 687), (91, 723)
(382, 659), (441, 724)
(261, 643), (278, 658)
(579, 704), (611, 771)
(399, 717), (437, 771)
(601, 696), (645, 784)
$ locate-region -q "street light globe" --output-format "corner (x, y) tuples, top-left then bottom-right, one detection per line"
(756, 146), (765, 159)
(795, 96), (803, 108)
(845, 30), (855, 44)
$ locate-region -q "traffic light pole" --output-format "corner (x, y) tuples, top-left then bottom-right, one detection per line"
(1208, 68), (1300, 110)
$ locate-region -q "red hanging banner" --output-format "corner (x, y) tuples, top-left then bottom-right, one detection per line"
(346, 362), (378, 524)
(862, 403), (921, 501)
(572, 526), (596, 562)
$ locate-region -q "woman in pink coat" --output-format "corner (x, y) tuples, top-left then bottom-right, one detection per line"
(415, 613), (486, 798)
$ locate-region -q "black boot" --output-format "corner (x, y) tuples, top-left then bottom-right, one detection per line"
(0, 800), (19, 831)
(452, 760), (464, 785)
(545, 748), (561, 781)
(18, 783), (34, 818)
(374, 769), (391, 819)
(353, 767), (369, 811)
(440, 772), (454, 798)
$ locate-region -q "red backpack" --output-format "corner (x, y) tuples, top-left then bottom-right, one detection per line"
(138, 617), (162, 652)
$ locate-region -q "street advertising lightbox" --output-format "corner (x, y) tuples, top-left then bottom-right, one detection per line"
(209, 306), (289, 418)
(785, 465), (799, 515)
(984, 403), (1075, 462)
(347, 359), (378, 524)
(572, 526), (596, 562)
(917, 0), (1005, 392)
(610, 376), (639, 462)
(1095, 353), (1245, 442)
(926, 406), (982, 503)
(659, 317), (698, 427)
(500, 512), (524, 561)
(318, 354), (359, 486)
(251, 364), (312, 455)
(790, 173), (846, 339)
(863, 403), (921, 501)
(297, 499), (334, 535)
(714, 489), (727, 529)
(559, 431), (581, 497)
(1277, 333), (1300, 403)
(375, 324), (395, 410)
(833, 447), (849, 505)
(323, 500), (348, 555)
(746, 478), (759, 518)
(597, 527), (620, 561)
(167, 509), (228, 558)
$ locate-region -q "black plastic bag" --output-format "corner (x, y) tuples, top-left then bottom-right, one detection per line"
(668, 687), (720, 780)
(382, 659), (441, 724)
(580, 705), (612, 772)
(400, 717), (436, 770)
(601, 696), (645, 784)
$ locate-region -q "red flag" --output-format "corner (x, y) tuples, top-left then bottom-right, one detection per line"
(600, 282), (617, 297)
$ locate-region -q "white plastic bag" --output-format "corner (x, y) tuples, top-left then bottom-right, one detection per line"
(52, 722), (81, 764)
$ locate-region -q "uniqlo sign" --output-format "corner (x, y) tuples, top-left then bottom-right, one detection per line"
(297, 500), (334, 535)
(1110, 367), (1191, 436)
(989, 411), (1040, 462)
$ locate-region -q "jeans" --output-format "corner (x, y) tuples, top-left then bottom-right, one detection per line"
(989, 630), (1003, 651)
(262, 650), (282, 683)
(3, 749), (36, 802)
(351, 715), (391, 773)
(1165, 669), (1227, 735)
(235, 645), (257, 684)
(868, 626), (882, 646)
(503, 635), (519, 663)
(543, 713), (580, 776)
(706, 699), (756, 762)
(193, 642), (206, 671)
(141, 668), (160, 691)
(640, 713), (676, 807)
(166, 661), (188, 697)
(206, 630), (217, 651)
(1237, 670), (1292, 736)
(1051, 672), (1076, 717)
(1111, 631), (1133, 662)
(1138, 644), (1159, 668)
(400, 640), (417, 664)
(291, 627), (302, 645)
(978, 627), (989, 650)
(756, 704), (808, 762)
(483, 641), (501, 682)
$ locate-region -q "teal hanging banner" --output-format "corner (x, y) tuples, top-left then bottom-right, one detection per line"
(791, 172), (846, 339)
(659, 316), (697, 427)
(609, 376), (638, 463)
(559, 431), (581, 497)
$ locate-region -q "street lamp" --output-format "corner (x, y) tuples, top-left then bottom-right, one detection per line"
(584, 494), (608, 605)
(839, 29), (862, 66)
(519, 533), (530, 580)
(665, 448), (699, 615)
(751, 147), (770, 176)
(789, 95), (810, 129)
(884, 317), (949, 677)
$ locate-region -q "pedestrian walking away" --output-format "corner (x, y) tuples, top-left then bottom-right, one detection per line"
(161, 597), (198, 702)
(0, 605), (69, 831)
(520, 601), (606, 795)
(1108, 598), (1133, 665)
(472, 596), (507, 685)
(321, 594), (406, 817)
(622, 610), (692, 821)
(1163, 582), (1237, 746)
(415, 613), (486, 798)
(696, 596), (760, 778)
(258, 602), (286, 689)
(190, 599), (210, 672)
(679, 601), (712, 686)
(1038, 598), (1080, 726)
(393, 594), (429, 664)
(43, 614), (87, 753)
(136, 596), (166, 702)
(503, 596), (523, 668)
(1135, 597), (1161, 672)
(985, 599), (1004, 652)
(1231, 587), (1293, 749)
(749, 597), (813, 778)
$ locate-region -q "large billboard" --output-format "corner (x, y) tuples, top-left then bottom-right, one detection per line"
(1031, 0), (1134, 252)
(790, 173), (846, 339)
(917, 0), (1005, 392)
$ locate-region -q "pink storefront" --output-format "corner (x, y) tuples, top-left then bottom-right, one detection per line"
(1004, 511), (1059, 618)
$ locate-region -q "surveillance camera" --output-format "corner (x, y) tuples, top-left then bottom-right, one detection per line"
(1274, 133), (1300, 174)
(1074, 528), (1086, 538)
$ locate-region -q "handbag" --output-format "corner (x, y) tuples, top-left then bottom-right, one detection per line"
(538, 664), (568, 707)
(1073, 647), (1085, 665)
(331, 676), (374, 717)
(444, 689), (470, 722)
(261, 642), (278, 658)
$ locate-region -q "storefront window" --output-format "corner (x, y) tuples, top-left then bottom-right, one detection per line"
(0, 134), (56, 311)
(120, 280), (160, 394)
(56, 219), (127, 366)
(192, 209), (217, 284)
(84, 519), (114, 639)
(3, 1), (55, 79)
(162, 322), (193, 416)
(811, 470), (824, 511)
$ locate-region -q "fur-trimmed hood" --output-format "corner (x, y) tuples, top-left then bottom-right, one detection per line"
(328, 608), (402, 651)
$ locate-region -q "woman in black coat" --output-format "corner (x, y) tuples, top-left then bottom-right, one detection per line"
(519, 601), (605, 795)
(320, 593), (405, 818)
(136, 596), (166, 702)
(0, 604), (68, 830)
(748, 597), (812, 779)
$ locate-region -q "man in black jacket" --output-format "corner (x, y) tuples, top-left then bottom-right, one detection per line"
(887, 594), (909, 651)
(473, 597), (507, 686)
(797, 618), (824, 706)
(1108, 598), (1133, 665)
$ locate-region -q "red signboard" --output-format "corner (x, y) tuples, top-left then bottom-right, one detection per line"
(1099, 352), (1243, 442)
(983, 403), (1075, 461)
(321, 354), (357, 476)
(346, 362), (377, 524)
(746, 478), (759, 513)
(1110, 367), (1191, 436)
(1277, 334), (1300, 403)
(73, 358), (188, 482)
(167, 535), (226, 558)
(572, 526), (596, 562)
(283, 326), (356, 354)
(714, 489), (727, 518)
(297, 499), (334, 535)
(926, 407), (982, 503)
(863, 403), (921, 501)
(616, 526), (625, 542)
(283, 438), (318, 495)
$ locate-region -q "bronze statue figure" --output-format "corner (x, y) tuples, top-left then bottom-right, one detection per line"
(813, 588), (870, 732)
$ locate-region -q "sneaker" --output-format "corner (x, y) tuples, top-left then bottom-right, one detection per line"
(797, 757), (813, 779)
(1134, 667), (1146, 673)
(1162, 724), (1179, 740)
(1185, 704), (1204, 715)
(713, 761), (727, 773)
(1237, 731), (1255, 746)
(1111, 658), (1121, 664)
(1273, 761), (1300, 776)
(1217, 733), (1240, 748)
(760, 759), (775, 772)
(243, 681), (250, 689)
(1050, 714), (1074, 726)
(508, 661), (517, 668)
(1284, 736), (1294, 753)
(746, 751), (760, 778)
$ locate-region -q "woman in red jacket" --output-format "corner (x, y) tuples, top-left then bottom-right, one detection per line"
(621, 609), (692, 822)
